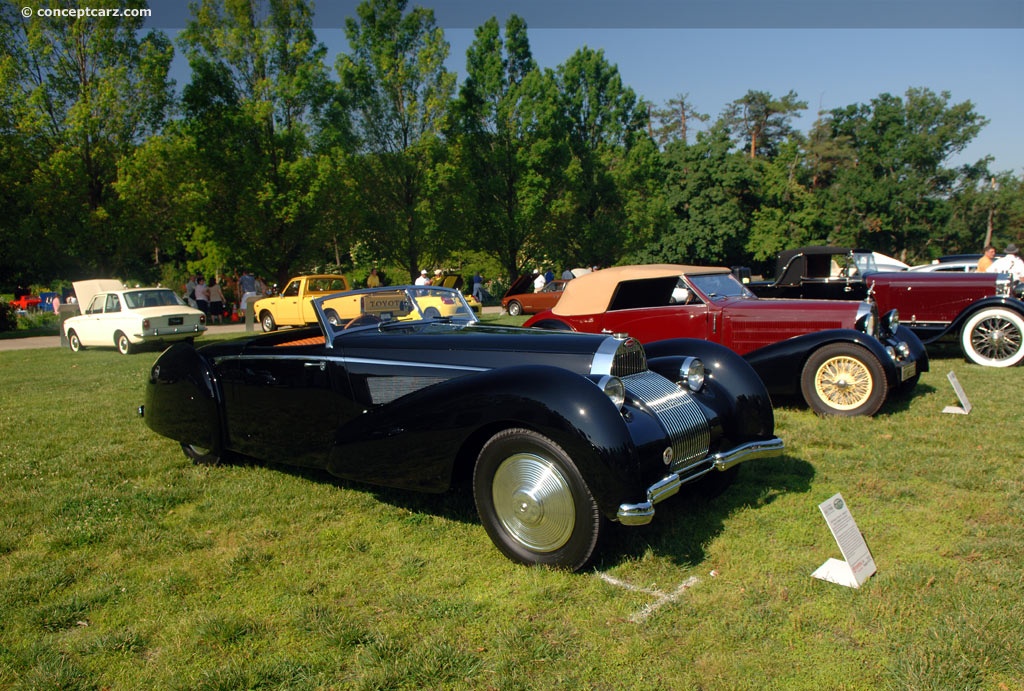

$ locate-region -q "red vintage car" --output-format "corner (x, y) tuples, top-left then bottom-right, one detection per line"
(750, 246), (1024, 367)
(502, 277), (569, 316)
(9, 293), (42, 311)
(524, 264), (927, 417)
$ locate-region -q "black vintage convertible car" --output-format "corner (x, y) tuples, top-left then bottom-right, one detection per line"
(142, 286), (783, 570)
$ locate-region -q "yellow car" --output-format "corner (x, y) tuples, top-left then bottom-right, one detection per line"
(254, 274), (351, 331)
(434, 274), (483, 314)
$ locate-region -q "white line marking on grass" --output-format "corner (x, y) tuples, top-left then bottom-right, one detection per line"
(599, 573), (700, 622)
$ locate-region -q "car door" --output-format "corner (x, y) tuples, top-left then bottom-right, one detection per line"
(218, 342), (359, 467)
(274, 280), (304, 325)
(75, 295), (109, 345)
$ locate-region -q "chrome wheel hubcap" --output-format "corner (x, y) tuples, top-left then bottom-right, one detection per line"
(492, 452), (574, 552)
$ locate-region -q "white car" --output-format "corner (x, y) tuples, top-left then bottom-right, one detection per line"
(907, 261), (978, 273)
(63, 280), (207, 355)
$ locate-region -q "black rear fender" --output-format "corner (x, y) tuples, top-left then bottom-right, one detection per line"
(144, 342), (222, 452)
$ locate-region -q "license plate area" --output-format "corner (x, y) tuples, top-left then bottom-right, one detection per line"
(169, 317), (183, 326)
(900, 361), (917, 382)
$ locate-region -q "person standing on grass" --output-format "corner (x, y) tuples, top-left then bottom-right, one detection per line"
(208, 279), (226, 324)
(194, 276), (210, 316)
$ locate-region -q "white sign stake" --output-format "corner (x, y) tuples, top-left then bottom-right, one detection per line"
(812, 493), (876, 588)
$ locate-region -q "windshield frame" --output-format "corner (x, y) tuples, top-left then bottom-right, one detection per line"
(686, 272), (756, 302)
(312, 285), (480, 346)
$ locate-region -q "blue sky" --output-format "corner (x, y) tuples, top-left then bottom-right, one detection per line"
(315, 25), (1024, 173)
(157, 0), (1024, 174)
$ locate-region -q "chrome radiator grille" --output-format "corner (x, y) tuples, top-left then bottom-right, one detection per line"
(592, 336), (648, 377)
(623, 372), (711, 470)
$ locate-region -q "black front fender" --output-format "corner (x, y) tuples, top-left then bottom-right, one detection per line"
(643, 338), (776, 446)
(742, 329), (901, 395)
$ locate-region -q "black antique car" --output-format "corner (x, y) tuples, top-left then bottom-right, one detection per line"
(142, 286), (784, 570)
(751, 246), (1024, 367)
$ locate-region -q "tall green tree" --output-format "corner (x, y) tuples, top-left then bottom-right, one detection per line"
(813, 87), (988, 259)
(453, 15), (572, 283)
(178, 0), (339, 284)
(723, 89), (806, 159)
(649, 93), (707, 148)
(553, 46), (649, 269)
(337, 0), (456, 280)
(0, 0), (174, 282)
(645, 122), (759, 266)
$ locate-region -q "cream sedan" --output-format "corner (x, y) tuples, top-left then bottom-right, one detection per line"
(64, 280), (207, 355)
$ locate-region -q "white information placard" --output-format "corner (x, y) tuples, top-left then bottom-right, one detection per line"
(942, 370), (972, 415)
(812, 493), (876, 588)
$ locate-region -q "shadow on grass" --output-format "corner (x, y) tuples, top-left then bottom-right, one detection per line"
(597, 453), (815, 570)
(230, 450), (814, 572)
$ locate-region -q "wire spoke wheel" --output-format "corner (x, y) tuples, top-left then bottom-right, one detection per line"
(801, 343), (886, 417)
(813, 355), (873, 411)
(965, 310), (1024, 366)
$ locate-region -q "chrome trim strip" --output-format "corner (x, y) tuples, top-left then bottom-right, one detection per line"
(211, 353), (488, 372)
(617, 437), (784, 526)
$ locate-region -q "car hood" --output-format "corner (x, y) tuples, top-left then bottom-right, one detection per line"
(210, 322), (633, 377)
(503, 275), (533, 299)
(72, 279), (123, 310)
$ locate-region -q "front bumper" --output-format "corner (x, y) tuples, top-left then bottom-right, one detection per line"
(617, 437), (785, 526)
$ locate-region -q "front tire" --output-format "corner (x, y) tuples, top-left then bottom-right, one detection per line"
(181, 442), (220, 466)
(960, 308), (1024, 367)
(800, 343), (886, 417)
(507, 300), (523, 316)
(260, 311), (277, 332)
(68, 329), (82, 352)
(115, 331), (133, 355)
(473, 429), (603, 571)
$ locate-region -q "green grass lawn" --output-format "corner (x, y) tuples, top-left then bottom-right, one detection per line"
(1, 332), (1022, 689)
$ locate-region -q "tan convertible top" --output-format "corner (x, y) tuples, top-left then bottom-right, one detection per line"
(552, 264), (730, 316)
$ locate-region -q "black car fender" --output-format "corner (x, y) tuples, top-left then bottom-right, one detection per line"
(894, 324), (929, 374)
(327, 364), (651, 515)
(741, 329), (901, 396)
(642, 338), (776, 446)
(941, 296), (1024, 341)
(143, 341), (224, 452)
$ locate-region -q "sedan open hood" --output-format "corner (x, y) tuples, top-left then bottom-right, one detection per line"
(72, 279), (124, 310)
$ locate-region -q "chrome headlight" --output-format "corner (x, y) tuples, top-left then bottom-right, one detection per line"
(897, 341), (910, 358)
(881, 309), (899, 337)
(855, 303), (877, 337)
(597, 375), (626, 410)
(679, 357), (705, 392)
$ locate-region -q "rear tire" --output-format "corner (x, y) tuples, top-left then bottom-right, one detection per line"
(115, 331), (133, 355)
(800, 343), (886, 416)
(473, 428), (603, 571)
(181, 442), (221, 466)
(960, 308), (1024, 367)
